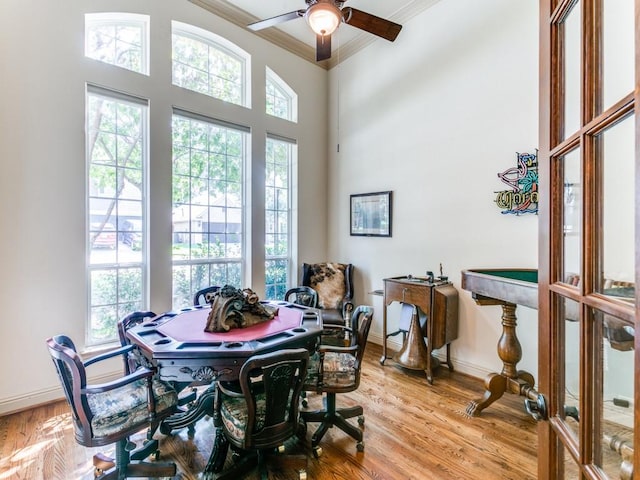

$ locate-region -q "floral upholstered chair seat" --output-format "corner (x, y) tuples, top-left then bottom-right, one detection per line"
(88, 378), (178, 438)
(220, 391), (267, 442)
(219, 386), (295, 443)
(305, 350), (357, 390)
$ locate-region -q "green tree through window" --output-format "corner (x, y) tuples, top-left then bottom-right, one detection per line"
(171, 112), (247, 308)
(86, 87), (147, 345)
(265, 136), (294, 300)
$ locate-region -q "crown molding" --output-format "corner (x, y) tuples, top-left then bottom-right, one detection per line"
(189, 0), (441, 70)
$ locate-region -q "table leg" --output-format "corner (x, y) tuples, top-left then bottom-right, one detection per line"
(466, 302), (535, 416)
(160, 384), (216, 435)
(444, 344), (454, 372)
(380, 303), (389, 365)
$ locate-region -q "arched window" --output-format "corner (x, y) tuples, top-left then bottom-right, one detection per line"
(85, 13), (149, 75)
(81, 14), (298, 343)
(266, 67), (298, 122)
(172, 21), (251, 108)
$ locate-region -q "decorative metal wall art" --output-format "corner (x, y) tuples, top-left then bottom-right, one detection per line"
(494, 151), (538, 215)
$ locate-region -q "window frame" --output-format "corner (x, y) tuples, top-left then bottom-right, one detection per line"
(264, 134), (296, 300)
(85, 85), (149, 346)
(266, 67), (298, 123)
(85, 12), (150, 75)
(171, 21), (252, 108)
(170, 109), (250, 309)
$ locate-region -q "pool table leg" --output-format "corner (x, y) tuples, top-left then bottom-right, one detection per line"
(466, 302), (536, 416)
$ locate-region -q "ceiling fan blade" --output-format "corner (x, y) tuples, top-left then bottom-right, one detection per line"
(247, 10), (305, 31)
(342, 7), (402, 42)
(316, 34), (332, 61)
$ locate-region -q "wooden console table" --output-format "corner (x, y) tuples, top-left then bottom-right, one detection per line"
(380, 276), (459, 384)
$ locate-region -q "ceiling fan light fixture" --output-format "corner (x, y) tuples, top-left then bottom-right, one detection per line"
(305, 2), (342, 36)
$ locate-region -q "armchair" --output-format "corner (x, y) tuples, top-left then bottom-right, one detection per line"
(46, 334), (178, 479)
(118, 311), (198, 436)
(300, 305), (374, 454)
(301, 262), (354, 325)
(214, 348), (310, 480)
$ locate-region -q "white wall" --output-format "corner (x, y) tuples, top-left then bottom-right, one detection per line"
(0, 0), (328, 414)
(327, 0), (540, 379)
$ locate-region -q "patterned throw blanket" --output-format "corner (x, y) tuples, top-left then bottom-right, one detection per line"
(204, 285), (278, 333)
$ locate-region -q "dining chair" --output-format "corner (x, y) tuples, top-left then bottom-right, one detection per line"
(46, 334), (178, 479)
(194, 285), (221, 306)
(301, 263), (354, 326)
(300, 305), (374, 455)
(284, 286), (318, 308)
(214, 348), (310, 480)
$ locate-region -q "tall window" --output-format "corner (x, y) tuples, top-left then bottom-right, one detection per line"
(264, 136), (295, 299)
(172, 111), (248, 308)
(86, 86), (148, 345)
(81, 15), (299, 334)
(172, 22), (251, 108)
(266, 67), (298, 122)
(85, 13), (149, 75)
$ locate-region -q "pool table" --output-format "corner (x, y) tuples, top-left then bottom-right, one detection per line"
(461, 268), (540, 416)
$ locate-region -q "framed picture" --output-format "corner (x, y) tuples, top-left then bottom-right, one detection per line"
(350, 191), (392, 237)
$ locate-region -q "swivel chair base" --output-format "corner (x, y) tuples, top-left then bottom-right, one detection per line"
(300, 393), (365, 452)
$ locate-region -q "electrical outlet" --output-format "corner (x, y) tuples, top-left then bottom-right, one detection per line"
(613, 397), (630, 408)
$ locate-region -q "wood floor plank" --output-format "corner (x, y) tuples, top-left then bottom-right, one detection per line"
(0, 343), (538, 479)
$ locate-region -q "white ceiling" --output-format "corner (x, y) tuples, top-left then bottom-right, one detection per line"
(189, 0), (441, 68)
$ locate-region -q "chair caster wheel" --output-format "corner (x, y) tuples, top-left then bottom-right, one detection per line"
(357, 415), (365, 426)
(299, 470), (308, 480)
(313, 446), (323, 458)
(356, 441), (365, 452)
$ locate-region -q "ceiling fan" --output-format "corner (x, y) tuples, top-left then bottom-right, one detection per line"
(247, 0), (403, 62)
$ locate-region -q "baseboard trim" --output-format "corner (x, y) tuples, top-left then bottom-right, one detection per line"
(367, 332), (491, 380)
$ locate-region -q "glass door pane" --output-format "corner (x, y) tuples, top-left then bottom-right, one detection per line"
(563, 2), (581, 140)
(563, 148), (581, 282)
(598, 113), (635, 305)
(602, 0), (634, 112)
(596, 309), (634, 478)
(562, 296), (581, 441)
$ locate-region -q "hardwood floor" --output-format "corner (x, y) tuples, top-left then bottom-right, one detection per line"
(0, 343), (538, 479)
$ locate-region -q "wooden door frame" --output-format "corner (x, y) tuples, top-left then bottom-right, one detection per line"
(538, 0), (640, 478)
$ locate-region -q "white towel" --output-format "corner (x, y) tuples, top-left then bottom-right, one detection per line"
(399, 303), (427, 333)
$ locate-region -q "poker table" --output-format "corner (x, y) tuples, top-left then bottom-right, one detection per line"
(125, 301), (322, 475)
(126, 301), (322, 384)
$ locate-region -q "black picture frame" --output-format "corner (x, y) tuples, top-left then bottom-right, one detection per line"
(350, 191), (392, 237)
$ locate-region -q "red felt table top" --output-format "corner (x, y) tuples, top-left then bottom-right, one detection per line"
(157, 305), (302, 343)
